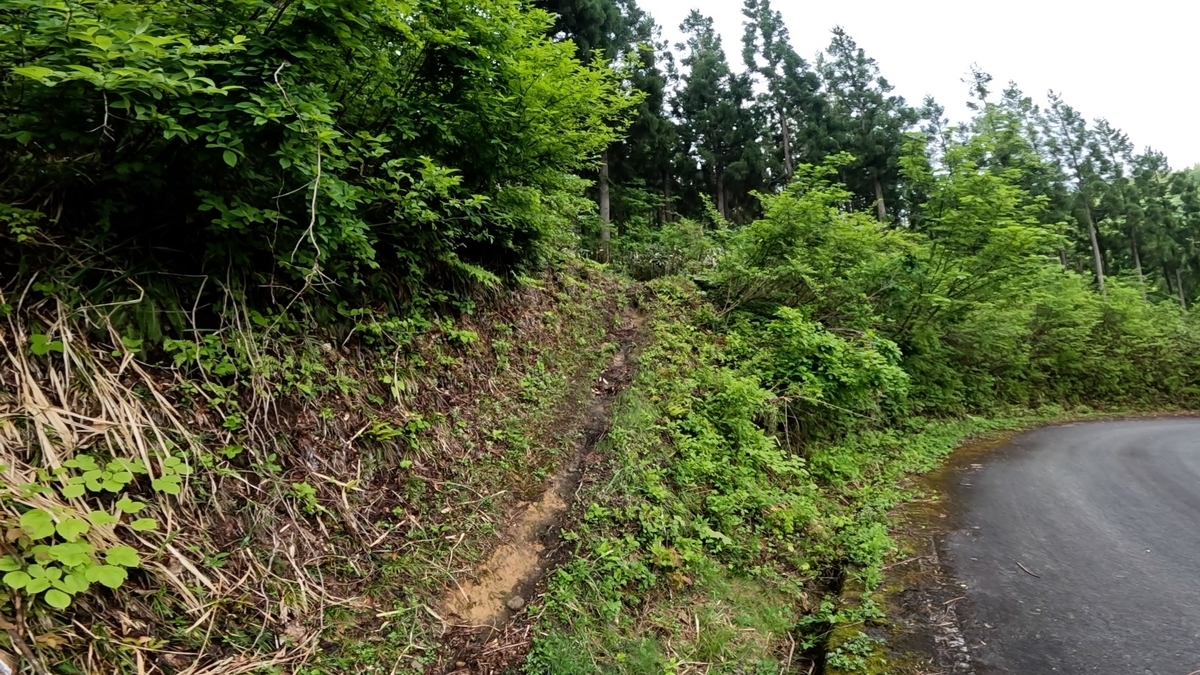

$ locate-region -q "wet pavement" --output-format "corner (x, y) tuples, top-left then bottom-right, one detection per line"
(945, 418), (1200, 674)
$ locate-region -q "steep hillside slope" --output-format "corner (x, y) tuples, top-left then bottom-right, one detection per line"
(0, 264), (637, 674)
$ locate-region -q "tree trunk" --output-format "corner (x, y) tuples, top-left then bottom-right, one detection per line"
(598, 149), (610, 263)
(874, 176), (887, 221)
(716, 171), (726, 220)
(1177, 268), (1187, 310)
(1083, 203), (1105, 295)
(662, 170), (672, 223)
(1131, 236), (1145, 300)
(779, 107), (793, 181)
(1058, 249), (1069, 270)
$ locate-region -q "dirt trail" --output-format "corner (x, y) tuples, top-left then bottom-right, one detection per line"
(435, 306), (644, 672)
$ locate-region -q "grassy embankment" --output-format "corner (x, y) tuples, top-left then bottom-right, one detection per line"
(0, 262), (634, 674)
(527, 277), (1176, 674)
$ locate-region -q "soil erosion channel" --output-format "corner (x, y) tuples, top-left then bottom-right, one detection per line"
(938, 418), (1200, 673)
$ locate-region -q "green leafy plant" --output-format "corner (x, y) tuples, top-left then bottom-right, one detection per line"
(1, 506), (145, 609)
(0, 450), (183, 610)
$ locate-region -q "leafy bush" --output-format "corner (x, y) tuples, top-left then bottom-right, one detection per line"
(729, 308), (909, 439)
(612, 217), (720, 280)
(1, 0), (632, 306)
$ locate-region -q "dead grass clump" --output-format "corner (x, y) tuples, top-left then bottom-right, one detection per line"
(0, 291), (317, 673)
(0, 264), (625, 673)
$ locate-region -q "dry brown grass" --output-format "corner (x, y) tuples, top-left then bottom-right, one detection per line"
(0, 288), (327, 673)
(0, 264), (625, 673)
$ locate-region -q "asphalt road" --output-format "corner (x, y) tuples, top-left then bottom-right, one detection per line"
(944, 418), (1200, 674)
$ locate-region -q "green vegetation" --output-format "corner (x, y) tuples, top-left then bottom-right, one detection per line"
(2, 0), (1199, 672)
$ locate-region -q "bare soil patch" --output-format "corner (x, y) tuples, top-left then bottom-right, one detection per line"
(432, 306), (645, 673)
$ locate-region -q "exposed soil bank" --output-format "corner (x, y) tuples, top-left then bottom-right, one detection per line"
(433, 307), (644, 673)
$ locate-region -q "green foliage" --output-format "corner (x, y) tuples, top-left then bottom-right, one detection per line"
(535, 129), (1200, 668)
(0, 449), (180, 612)
(825, 632), (886, 672)
(613, 218), (719, 281)
(2, 0), (634, 310)
(705, 158), (911, 325)
(730, 308), (908, 438)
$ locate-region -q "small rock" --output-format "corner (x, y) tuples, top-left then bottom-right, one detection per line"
(456, 661), (466, 667)
(506, 595), (526, 611)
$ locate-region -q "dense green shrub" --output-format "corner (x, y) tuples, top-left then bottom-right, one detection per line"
(1, 0), (631, 306)
(728, 308), (909, 440)
(620, 143), (1200, 422)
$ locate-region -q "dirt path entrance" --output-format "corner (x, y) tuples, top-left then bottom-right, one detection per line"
(432, 305), (644, 673)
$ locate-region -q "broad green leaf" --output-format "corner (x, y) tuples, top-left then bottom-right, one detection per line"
(105, 545), (141, 568)
(66, 455), (98, 471)
(12, 66), (55, 81)
(4, 571), (30, 590)
(152, 477), (181, 495)
(43, 589), (71, 609)
(130, 518), (158, 532)
(29, 334), (63, 355)
(20, 509), (56, 540)
(85, 564), (127, 589)
(29, 545), (52, 563)
(56, 517), (90, 542)
(0, 556), (21, 572)
(49, 543), (92, 567)
(60, 570), (90, 594)
(88, 510), (119, 526)
(223, 150), (238, 167)
(60, 484), (86, 498)
(24, 577), (50, 594)
(115, 498), (146, 514)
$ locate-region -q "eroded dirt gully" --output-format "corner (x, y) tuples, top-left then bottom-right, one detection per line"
(432, 305), (645, 674)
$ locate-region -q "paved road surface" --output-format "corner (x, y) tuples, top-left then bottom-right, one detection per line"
(945, 418), (1200, 674)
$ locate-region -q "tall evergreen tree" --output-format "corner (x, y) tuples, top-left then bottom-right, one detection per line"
(608, 25), (680, 224)
(673, 11), (759, 220)
(818, 27), (915, 221)
(1089, 118), (1143, 289)
(740, 0), (825, 184)
(533, 0), (643, 61)
(1044, 93), (1107, 293)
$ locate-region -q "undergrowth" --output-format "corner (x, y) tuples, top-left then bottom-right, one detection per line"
(527, 277), (1170, 673)
(0, 262), (627, 674)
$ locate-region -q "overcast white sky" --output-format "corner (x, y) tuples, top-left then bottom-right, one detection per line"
(641, 0), (1200, 168)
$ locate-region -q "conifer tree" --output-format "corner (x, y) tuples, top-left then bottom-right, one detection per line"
(740, 0), (825, 184)
(673, 11), (758, 220)
(1044, 93), (1107, 293)
(818, 28), (915, 221)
